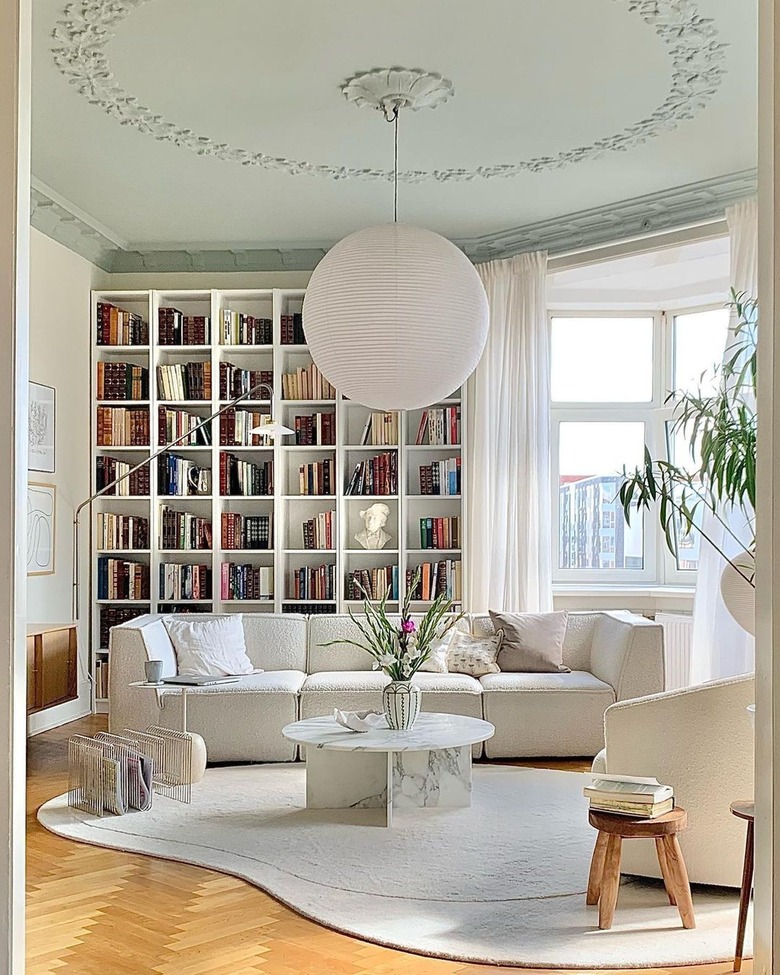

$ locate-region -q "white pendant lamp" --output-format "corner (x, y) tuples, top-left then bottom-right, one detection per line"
(302, 68), (489, 412)
(719, 550), (756, 636)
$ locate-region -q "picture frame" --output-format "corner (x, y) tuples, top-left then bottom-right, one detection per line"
(27, 481), (56, 576)
(28, 382), (56, 473)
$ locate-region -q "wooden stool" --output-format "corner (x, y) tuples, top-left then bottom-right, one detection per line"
(730, 801), (754, 973)
(587, 807), (696, 931)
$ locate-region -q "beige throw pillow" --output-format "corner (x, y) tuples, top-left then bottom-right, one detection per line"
(489, 610), (570, 673)
(446, 629), (502, 677)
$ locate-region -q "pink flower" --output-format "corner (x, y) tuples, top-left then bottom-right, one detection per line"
(401, 619), (416, 634)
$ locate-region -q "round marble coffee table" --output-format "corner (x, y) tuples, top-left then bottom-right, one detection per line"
(282, 713), (494, 827)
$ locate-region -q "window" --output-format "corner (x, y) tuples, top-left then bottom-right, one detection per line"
(551, 307), (729, 585)
(551, 317), (654, 402)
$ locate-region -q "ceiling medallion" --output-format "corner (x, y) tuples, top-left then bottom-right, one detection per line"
(52, 0), (727, 183)
(341, 67), (455, 118)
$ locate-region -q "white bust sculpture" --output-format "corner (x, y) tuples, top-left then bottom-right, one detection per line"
(355, 502), (392, 550)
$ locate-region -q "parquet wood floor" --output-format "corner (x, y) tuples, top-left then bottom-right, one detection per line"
(26, 716), (750, 975)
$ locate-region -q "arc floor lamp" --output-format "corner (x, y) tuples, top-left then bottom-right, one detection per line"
(72, 382), (294, 683)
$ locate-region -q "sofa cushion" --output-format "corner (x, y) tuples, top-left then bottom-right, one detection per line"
(156, 670), (305, 764)
(479, 671), (613, 693)
(411, 672), (482, 694)
(307, 616), (389, 672)
(161, 670), (306, 696)
(240, 614), (308, 671)
(479, 671), (616, 759)
(302, 671), (389, 693)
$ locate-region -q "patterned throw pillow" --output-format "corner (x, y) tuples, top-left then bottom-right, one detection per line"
(446, 629), (503, 677)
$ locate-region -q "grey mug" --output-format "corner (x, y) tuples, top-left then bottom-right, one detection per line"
(144, 659), (164, 684)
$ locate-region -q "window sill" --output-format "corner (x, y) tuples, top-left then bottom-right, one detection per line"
(552, 584), (695, 613)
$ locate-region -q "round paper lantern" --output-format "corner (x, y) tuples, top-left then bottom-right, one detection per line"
(302, 223), (489, 411)
(719, 550), (755, 636)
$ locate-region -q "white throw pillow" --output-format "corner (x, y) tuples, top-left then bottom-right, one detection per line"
(163, 615), (255, 677)
(446, 629), (502, 677)
(417, 626), (457, 673)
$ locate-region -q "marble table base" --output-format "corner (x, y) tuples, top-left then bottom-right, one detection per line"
(304, 744), (471, 826)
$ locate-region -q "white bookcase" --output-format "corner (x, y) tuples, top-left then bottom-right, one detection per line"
(90, 288), (467, 712)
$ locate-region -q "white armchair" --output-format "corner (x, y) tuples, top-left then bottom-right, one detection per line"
(592, 674), (754, 887)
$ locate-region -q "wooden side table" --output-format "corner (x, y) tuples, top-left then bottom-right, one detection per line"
(730, 801), (754, 973)
(587, 807), (696, 931)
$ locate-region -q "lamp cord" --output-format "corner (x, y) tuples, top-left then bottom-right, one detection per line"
(386, 104), (399, 223)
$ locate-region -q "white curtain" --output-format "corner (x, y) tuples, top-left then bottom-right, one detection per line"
(688, 199), (757, 684)
(466, 252), (553, 613)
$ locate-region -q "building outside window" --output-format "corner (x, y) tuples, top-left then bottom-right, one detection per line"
(550, 308), (729, 586)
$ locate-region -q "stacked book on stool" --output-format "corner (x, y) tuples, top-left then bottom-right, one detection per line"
(585, 774), (674, 819)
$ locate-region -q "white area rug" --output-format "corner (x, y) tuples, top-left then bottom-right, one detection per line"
(38, 765), (750, 969)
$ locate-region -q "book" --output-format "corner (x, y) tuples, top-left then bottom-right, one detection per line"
(589, 797), (675, 819)
(220, 364), (273, 400)
(584, 775), (674, 805)
(96, 302), (148, 346)
(221, 310), (272, 346)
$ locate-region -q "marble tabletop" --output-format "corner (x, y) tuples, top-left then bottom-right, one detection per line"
(282, 713), (495, 752)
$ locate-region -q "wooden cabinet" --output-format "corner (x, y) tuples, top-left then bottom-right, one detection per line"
(27, 623), (78, 714)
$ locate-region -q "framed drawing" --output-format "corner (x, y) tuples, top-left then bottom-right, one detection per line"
(29, 382), (56, 473)
(27, 482), (56, 576)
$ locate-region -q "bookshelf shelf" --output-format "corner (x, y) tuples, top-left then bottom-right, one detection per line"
(97, 549), (151, 555)
(95, 599), (151, 605)
(97, 399), (150, 406)
(91, 287), (466, 711)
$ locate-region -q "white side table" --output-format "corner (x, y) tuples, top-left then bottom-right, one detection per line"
(129, 681), (207, 782)
(283, 713), (495, 827)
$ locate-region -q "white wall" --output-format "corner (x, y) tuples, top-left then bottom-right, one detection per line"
(27, 228), (106, 734)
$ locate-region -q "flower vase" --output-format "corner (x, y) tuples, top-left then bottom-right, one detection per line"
(383, 680), (421, 730)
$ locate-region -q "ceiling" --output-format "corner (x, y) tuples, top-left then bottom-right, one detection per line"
(547, 236), (731, 310)
(31, 0), (757, 269)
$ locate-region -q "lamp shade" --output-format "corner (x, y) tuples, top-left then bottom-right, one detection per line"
(719, 550), (756, 636)
(249, 420), (295, 439)
(302, 223), (489, 411)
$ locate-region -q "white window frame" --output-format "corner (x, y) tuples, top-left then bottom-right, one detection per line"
(550, 305), (727, 586)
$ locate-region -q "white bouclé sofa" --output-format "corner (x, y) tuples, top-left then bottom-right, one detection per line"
(109, 610), (664, 763)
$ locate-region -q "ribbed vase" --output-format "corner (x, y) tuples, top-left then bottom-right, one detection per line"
(382, 680), (421, 730)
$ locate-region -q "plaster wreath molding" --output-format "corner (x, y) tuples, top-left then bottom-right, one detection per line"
(51, 0), (726, 183)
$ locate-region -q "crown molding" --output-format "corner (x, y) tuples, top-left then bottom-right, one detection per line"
(30, 179), (121, 270)
(458, 169), (757, 263)
(29, 168), (756, 274)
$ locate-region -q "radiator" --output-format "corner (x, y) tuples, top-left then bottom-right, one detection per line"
(656, 612), (694, 690)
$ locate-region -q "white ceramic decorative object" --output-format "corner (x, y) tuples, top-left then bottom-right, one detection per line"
(303, 223), (489, 410)
(333, 708), (386, 733)
(747, 704), (755, 729)
(355, 502), (392, 550)
(188, 732), (208, 784)
(341, 67), (454, 117)
(719, 550), (756, 636)
(382, 680), (422, 730)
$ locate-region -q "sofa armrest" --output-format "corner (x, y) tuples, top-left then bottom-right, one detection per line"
(108, 615), (173, 734)
(589, 611), (665, 701)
